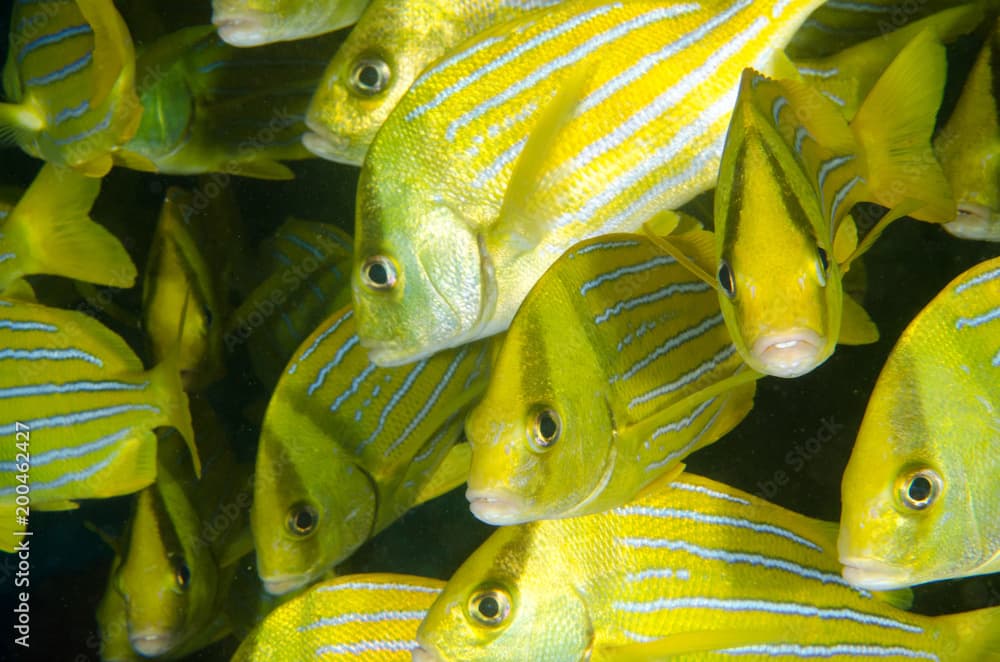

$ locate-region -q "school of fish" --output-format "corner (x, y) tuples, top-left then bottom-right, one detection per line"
(0, 0), (997, 659)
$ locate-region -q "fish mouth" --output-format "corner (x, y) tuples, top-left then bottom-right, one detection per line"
(212, 11), (270, 47)
(466, 487), (531, 525)
(302, 130), (359, 166)
(261, 573), (310, 596)
(839, 556), (913, 590)
(942, 203), (1000, 241)
(411, 645), (442, 662)
(129, 630), (177, 657)
(751, 329), (824, 378)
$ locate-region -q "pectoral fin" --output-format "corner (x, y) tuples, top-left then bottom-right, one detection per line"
(838, 293), (879, 345)
(414, 442), (472, 506)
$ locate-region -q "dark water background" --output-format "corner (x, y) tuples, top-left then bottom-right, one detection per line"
(0, 1), (997, 660)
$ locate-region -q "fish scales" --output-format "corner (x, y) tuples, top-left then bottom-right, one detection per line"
(356, 0), (835, 365)
(415, 473), (999, 661)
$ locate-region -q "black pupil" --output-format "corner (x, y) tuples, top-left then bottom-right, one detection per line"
(908, 476), (932, 502)
(478, 596), (500, 619)
(294, 509), (314, 532)
(538, 412), (557, 440)
(818, 247), (830, 271)
(176, 563), (190, 586)
(719, 263), (734, 294)
(358, 64), (381, 89)
(367, 262), (388, 286)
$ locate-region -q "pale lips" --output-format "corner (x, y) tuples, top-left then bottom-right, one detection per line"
(466, 487), (530, 526)
(302, 131), (355, 165)
(130, 630), (176, 657)
(212, 12), (268, 47)
(411, 645), (442, 662)
(839, 556), (913, 591)
(751, 328), (824, 378)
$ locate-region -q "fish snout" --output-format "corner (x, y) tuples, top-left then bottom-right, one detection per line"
(839, 556), (912, 591)
(302, 131), (357, 166)
(751, 329), (824, 378)
(466, 486), (530, 526)
(129, 630), (177, 657)
(261, 573), (309, 596)
(212, 11), (268, 47)
(412, 645), (443, 662)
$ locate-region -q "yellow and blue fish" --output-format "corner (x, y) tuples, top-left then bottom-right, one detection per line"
(414, 472), (1000, 661)
(1, 0), (141, 176)
(232, 573), (444, 661)
(465, 232), (756, 524)
(252, 305), (491, 595)
(212, 0), (370, 46)
(353, 0), (854, 367)
(839, 254), (1000, 590)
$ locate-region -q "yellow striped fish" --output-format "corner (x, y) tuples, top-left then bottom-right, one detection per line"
(465, 232), (757, 525)
(414, 472), (1000, 661)
(839, 255), (1000, 590)
(0, 163), (136, 294)
(0, 298), (197, 552)
(304, 0), (565, 165)
(1, 0), (141, 176)
(225, 218), (353, 388)
(253, 304), (492, 595)
(213, 0), (370, 46)
(233, 574), (444, 661)
(936, 18), (1000, 241)
(353, 0), (847, 367)
(114, 28), (342, 180)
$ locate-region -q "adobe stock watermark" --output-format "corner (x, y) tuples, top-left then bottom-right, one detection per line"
(755, 416), (844, 500)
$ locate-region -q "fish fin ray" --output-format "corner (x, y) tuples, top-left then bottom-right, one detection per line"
(642, 225), (718, 289)
(838, 294), (879, 345)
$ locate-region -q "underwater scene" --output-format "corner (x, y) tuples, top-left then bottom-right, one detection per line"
(0, 0), (998, 660)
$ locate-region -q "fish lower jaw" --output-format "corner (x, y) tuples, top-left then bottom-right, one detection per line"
(212, 12), (269, 47)
(412, 645), (442, 662)
(839, 557), (913, 590)
(129, 630), (177, 657)
(750, 329), (825, 378)
(262, 573), (311, 596)
(466, 488), (531, 526)
(302, 131), (359, 166)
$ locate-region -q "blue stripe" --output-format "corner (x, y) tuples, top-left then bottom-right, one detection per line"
(0, 428), (131, 471)
(628, 344), (737, 409)
(794, 126), (810, 153)
(0, 404), (158, 436)
(667, 481), (749, 505)
(594, 281), (711, 325)
(721, 644), (936, 659)
(955, 306), (1000, 330)
(53, 107), (113, 146)
(314, 641), (419, 656)
(329, 363), (377, 413)
(299, 609), (426, 632)
(0, 319), (56, 332)
(355, 359), (429, 455)
(0, 448), (122, 497)
(572, 239), (640, 257)
(18, 23), (91, 63)
(815, 154), (855, 205)
(614, 312), (723, 383)
(307, 335), (359, 396)
(0, 254), (17, 264)
(0, 380), (148, 400)
(828, 175), (861, 223)
(771, 96), (788, 128)
(0, 348), (103, 367)
(412, 413), (459, 464)
(25, 50), (93, 86)
(955, 265), (1000, 293)
(53, 99), (89, 125)
(284, 234), (324, 259)
(579, 255), (676, 295)
(288, 309), (352, 375)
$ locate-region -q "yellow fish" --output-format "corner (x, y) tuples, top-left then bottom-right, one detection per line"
(1, 0), (141, 176)
(232, 574), (444, 661)
(0, 163), (136, 294)
(0, 298), (197, 551)
(659, 30), (953, 378)
(304, 0), (565, 165)
(252, 305), (491, 595)
(353, 0), (849, 367)
(465, 232), (756, 524)
(935, 18), (1000, 241)
(212, 0), (370, 47)
(839, 255), (1000, 590)
(414, 473), (1000, 661)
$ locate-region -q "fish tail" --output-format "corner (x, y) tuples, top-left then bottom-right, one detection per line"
(149, 349), (200, 478)
(937, 605), (1000, 661)
(14, 165), (137, 287)
(851, 29), (955, 223)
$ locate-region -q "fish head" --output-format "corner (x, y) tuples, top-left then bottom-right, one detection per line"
(353, 176), (493, 366)
(414, 526), (593, 661)
(118, 488), (216, 657)
(464, 305), (614, 525)
(252, 420), (377, 595)
(715, 119), (841, 379)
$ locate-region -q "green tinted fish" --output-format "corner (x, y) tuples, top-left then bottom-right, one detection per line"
(1, 0), (141, 176)
(839, 255), (1000, 590)
(226, 218), (353, 388)
(465, 233), (756, 525)
(0, 298), (197, 552)
(252, 305), (490, 595)
(114, 28), (342, 180)
(304, 0), (564, 165)
(353, 0), (845, 367)
(232, 573), (444, 661)
(0, 163), (136, 293)
(935, 18), (1000, 241)
(212, 0), (370, 46)
(414, 472), (1000, 662)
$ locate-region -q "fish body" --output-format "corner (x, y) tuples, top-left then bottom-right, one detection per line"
(115, 28), (342, 180)
(699, 30), (952, 378)
(304, 0), (565, 165)
(936, 18), (1000, 241)
(839, 255), (1000, 590)
(1, 0), (141, 176)
(465, 233), (755, 525)
(252, 305), (492, 595)
(226, 218), (354, 388)
(354, 0), (839, 367)
(232, 573), (444, 661)
(414, 472), (1000, 661)
(0, 163), (136, 293)
(212, 0), (370, 47)
(0, 298), (197, 552)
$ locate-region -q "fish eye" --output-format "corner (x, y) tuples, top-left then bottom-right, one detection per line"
(360, 256), (397, 291)
(718, 261), (735, 299)
(467, 587), (511, 627)
(897, 468), (942, 511)
(171, 557), (191, 590)
(350, 57), (391, 96)
(817, 247), (830, 272)
(529, 408), (561, 450)
(286, 502), (319, 537)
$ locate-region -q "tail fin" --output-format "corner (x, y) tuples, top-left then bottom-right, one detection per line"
(851, 30), (954, 223)
(14, 164), (137, 287)
(937, 605), (1000, 662)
